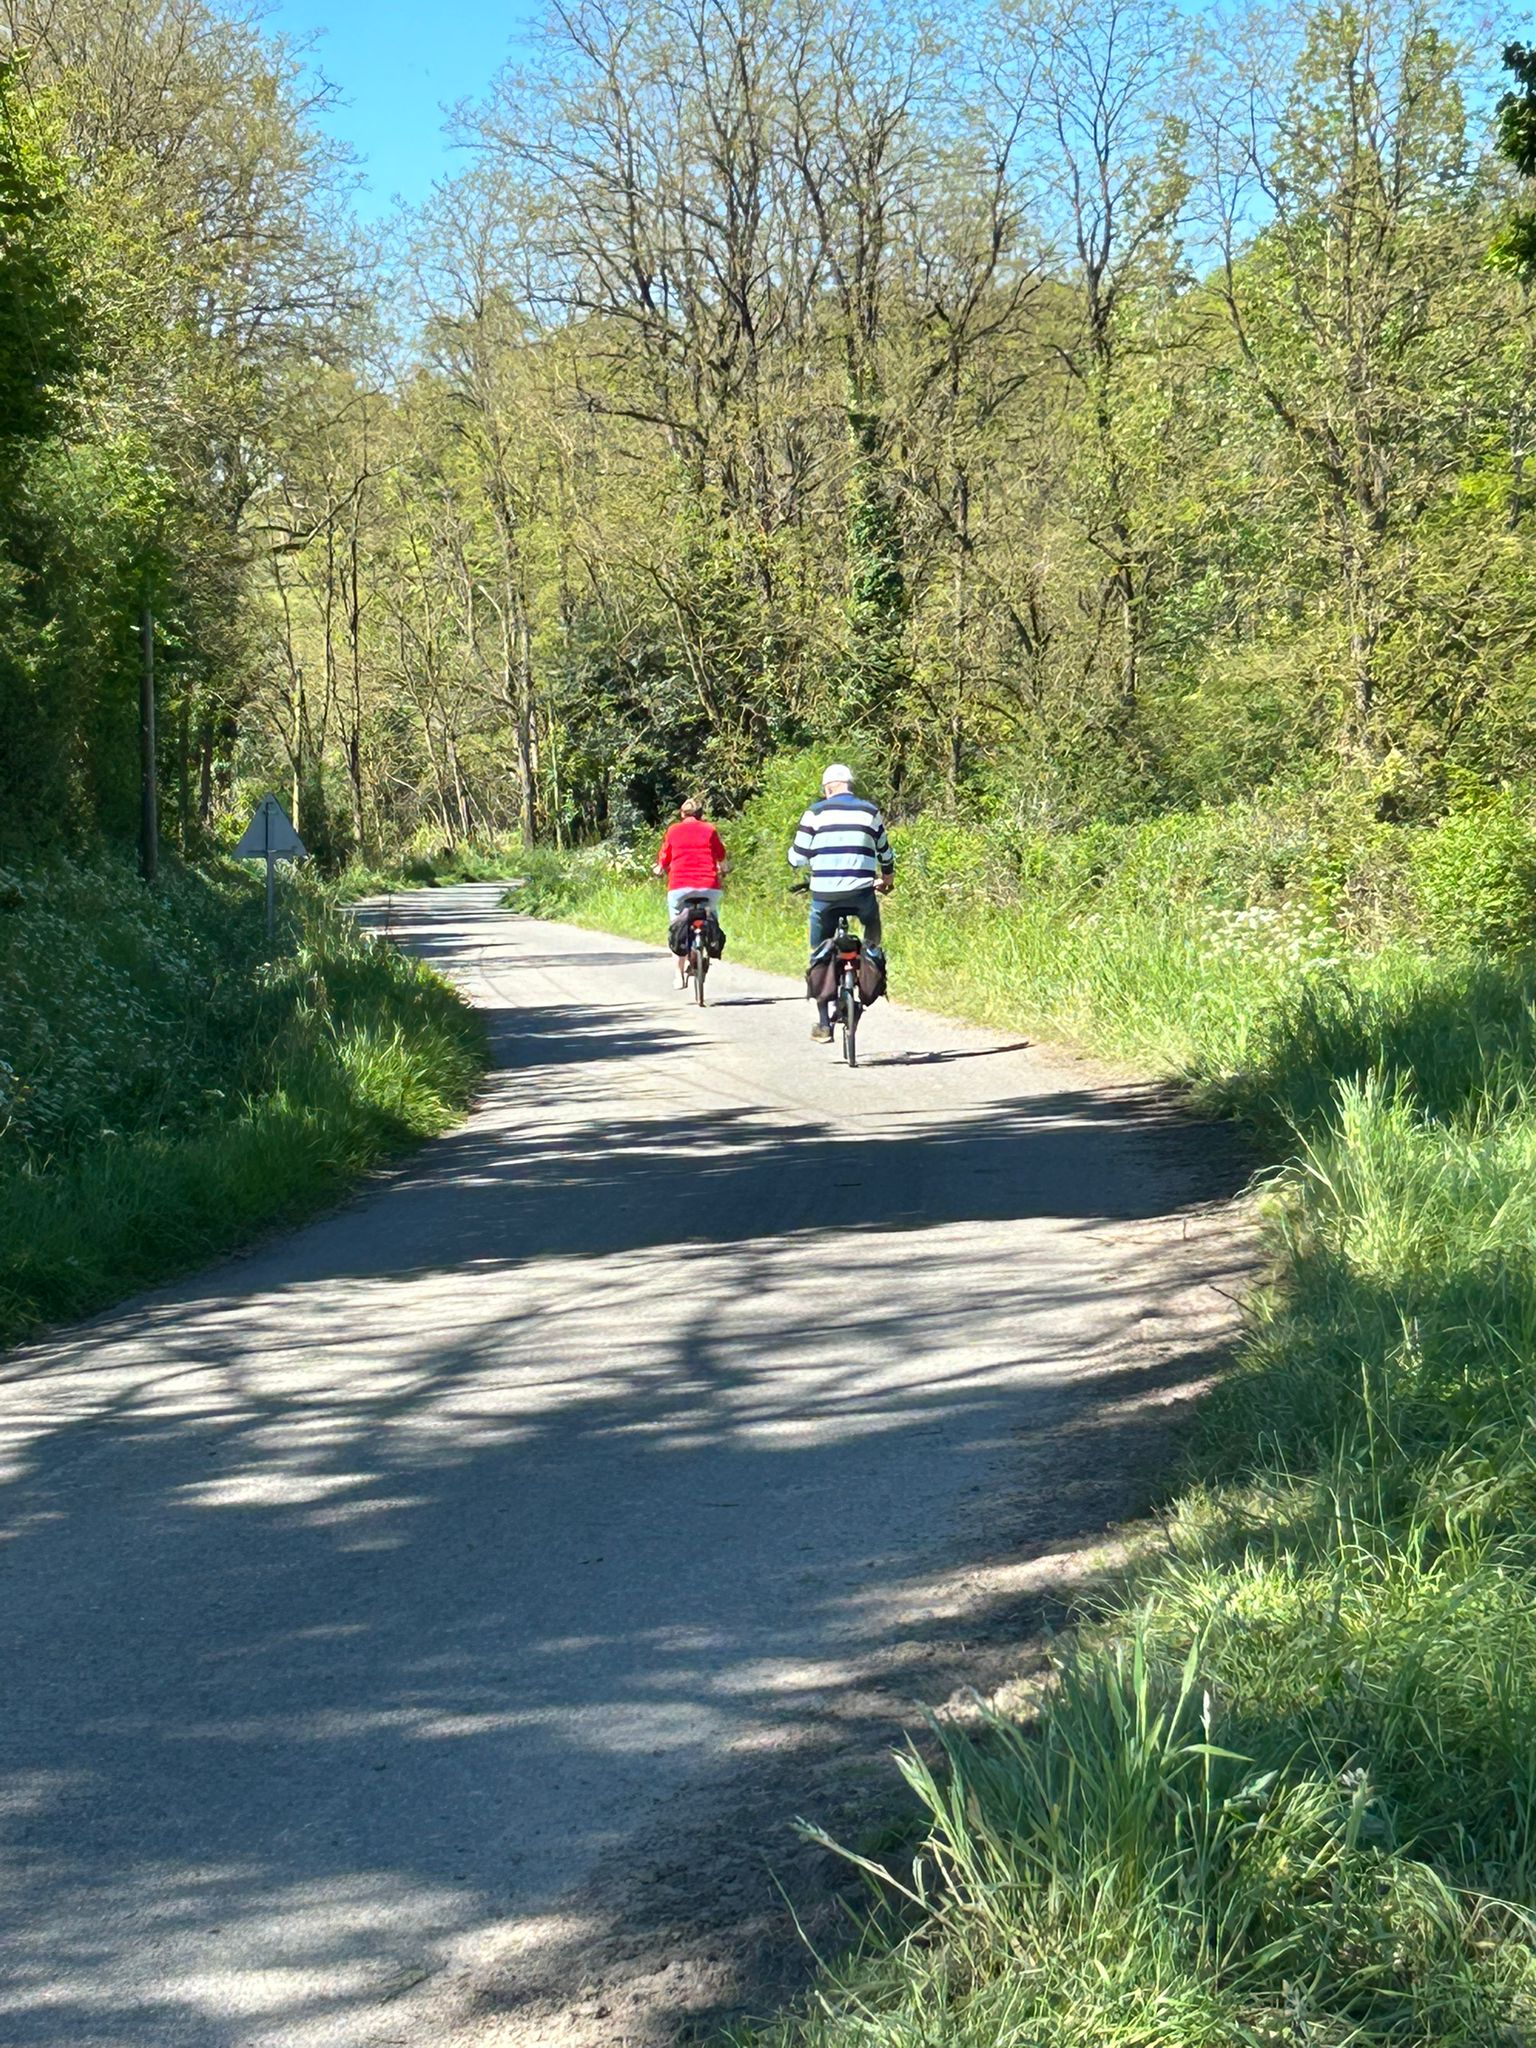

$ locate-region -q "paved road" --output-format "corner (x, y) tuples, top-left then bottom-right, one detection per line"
(0, 886), (1247, 2047)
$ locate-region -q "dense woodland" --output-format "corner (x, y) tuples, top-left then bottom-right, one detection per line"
(4, 0), (1536, 861)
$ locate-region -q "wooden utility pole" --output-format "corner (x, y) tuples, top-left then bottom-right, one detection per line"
(139, 587), (158, 882)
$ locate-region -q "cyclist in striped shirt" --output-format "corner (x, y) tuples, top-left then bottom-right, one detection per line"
(787, 763), (895, 1042)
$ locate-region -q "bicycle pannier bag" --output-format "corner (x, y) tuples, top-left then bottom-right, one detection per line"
(858, 945), (887, 1007)
(667, 911), (692, 955)
(705, 913), (727, 958)
(805, 938), (839, 1003)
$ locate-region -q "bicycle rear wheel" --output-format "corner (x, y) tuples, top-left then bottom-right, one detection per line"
(693, 945), (708, 1005)
(841, 978), (859, 1066)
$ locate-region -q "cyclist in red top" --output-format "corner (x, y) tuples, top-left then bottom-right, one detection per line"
(654, 797), (728, 991)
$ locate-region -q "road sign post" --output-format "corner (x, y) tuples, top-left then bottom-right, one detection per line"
(232, 796), (307, 942)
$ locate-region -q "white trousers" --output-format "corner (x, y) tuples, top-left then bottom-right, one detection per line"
(666, 887), (723, 917)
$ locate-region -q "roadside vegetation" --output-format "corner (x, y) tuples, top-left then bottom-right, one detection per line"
(514, 766), (1536, 2043)
(0, 851), (483, 1348)
(334, 836), (531, 898)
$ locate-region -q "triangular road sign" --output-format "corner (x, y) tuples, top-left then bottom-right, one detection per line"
(233, 795), (306, 860)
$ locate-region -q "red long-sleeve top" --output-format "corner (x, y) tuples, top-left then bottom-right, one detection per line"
(657, 818), (726, 889)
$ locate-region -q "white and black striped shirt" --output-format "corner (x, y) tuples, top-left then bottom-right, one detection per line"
(787, 793), (895, 895)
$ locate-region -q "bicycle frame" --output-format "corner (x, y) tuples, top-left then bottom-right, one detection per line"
(790, 880), (877, 1066)
(682, 899), (713, 1005)
(833, 916), (863, 1065)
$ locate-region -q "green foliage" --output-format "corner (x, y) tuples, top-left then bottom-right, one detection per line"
(0, 850), (482, 1343)
(0, 65), (113, 836)
(0, 62), (83, 451)
(510, 841), (651, 919)
(1, 434), (175, 841)
(1495, 42), (1536, 277)
(844, 424), (909, 739)
(1406, 793), (1536, 953)
(1498, 42), (1536, 176)
(0, 1), (352, 856)
(13, 0), (1536, 862)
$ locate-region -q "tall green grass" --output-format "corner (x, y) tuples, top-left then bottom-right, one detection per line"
(515, 808), (1536, 2043)
(1, 851), (482, 1345)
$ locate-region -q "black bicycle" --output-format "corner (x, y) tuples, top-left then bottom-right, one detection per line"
(829, 908), (865, 1066)
(680, 894), (715, 1005)
(792, 883), (871, 1066)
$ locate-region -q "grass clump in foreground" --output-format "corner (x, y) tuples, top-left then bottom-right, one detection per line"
(514, 790), (1536, 2043)
(0, 849), (483, 1347)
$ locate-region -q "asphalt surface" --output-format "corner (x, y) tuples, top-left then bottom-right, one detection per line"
(0, 885), (1248, 2047)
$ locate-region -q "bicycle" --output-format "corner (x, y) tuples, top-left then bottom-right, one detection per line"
(830, 908), (865, 1066)
(680, 894), (715, 1005)
(792, 883), (871, 1067)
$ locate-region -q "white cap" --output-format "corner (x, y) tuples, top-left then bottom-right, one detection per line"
(821, 762), (855, 788)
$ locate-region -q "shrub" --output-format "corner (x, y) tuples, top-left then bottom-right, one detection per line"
(0, 850), (482, 1344)
(1406, 792), (1536, 953)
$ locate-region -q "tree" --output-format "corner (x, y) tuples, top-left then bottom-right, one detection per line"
(1202, 0), (1496, 759)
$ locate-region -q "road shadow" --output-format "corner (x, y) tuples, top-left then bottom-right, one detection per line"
(869, 1040), (1034, 1066)
(707, 995), (800, 1009)
(481, 951), (658, 970)
(301, 1071), (1250, 1283)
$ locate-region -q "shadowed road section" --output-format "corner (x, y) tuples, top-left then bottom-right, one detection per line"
(0, 885), (1248, 2046)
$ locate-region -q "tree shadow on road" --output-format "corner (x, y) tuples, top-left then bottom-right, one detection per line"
(337, 1073), (1250, 1280)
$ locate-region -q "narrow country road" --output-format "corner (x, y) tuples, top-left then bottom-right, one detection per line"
(0, 885), (1249, 2048)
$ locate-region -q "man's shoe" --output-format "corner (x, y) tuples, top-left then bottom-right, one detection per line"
(810, 1021), (834, 1043)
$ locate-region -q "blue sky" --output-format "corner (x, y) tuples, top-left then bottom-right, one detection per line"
(270, 0), (541, 218)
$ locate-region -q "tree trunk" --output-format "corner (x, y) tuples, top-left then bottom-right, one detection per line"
(546, 701), (565, 850)
(949, 433), (968, 803)
(422, 711), (456, 844)
(1341, 527), (1380, 755)
(348, 520), (366, 854)
(516, 606), (536, 843)
(291, 666), (305, 834)
(1349, 616), (1377, 748)
(176, 691), (191, 853)
(139, 590), (157, 883)
(347, 730), (364, 852)
(1117, 560), (1139, 713)
(197, 716), (215, 830)
(447, 734), (474, 841)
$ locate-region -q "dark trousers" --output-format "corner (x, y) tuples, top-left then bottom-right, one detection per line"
(809, 888), (881, 1023)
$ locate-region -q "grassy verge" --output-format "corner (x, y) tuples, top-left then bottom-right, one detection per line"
(1, 850), (483, 1347)
(514, 802), (1536, 2043)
